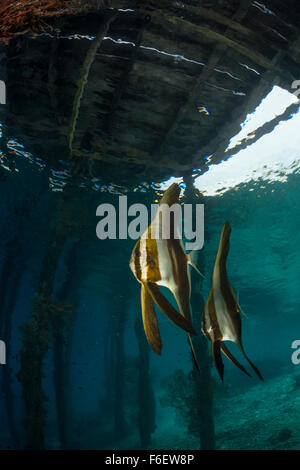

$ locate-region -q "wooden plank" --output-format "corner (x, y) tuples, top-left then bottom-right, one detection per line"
(68, 11), (118, 155)
(147, 11), (285, 75)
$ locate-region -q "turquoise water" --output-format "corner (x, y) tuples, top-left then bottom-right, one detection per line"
(0, 155), (300, 449)
(0, 6), (300, 451)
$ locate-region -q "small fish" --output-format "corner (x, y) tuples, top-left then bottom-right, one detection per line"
(197, 106), (210, 115)
(202, 221), (263, 381)
(129, 183), (201, 368)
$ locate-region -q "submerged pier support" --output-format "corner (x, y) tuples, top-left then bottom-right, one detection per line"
(134, 316), (156, 449)
(112, 294), (127, 440)
(0, 193), (41, 450)
(18, 228), (66, 449)
(18, 186), (80, 449)
(102, 272), (130, 443)
(190, 264), (215, 450)
(184, 177), (215, 450)
(52, 239), (81, 449)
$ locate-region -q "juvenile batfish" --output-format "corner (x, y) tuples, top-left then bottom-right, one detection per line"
(129, 183), (201, 368)
(202, 221), (263, 381)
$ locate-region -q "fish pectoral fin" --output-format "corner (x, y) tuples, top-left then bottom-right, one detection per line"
(220, 342), (251, 377)
(230, 285), (247, 317)
(237, 342), (264, 381)
(212, 340), (224, 381)
(145, 282), (196, 335)
(187, 252), (205, 279)
(141, 283), (162, 356)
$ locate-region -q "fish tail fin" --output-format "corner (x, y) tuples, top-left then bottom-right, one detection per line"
(188, 334), (201, 371)
(212, 340), (224, 381)
(187, 252), (205, 279)
(220, 342), (251, 377)
(141, 283), (162, 356)
(238, 342), (264, 381)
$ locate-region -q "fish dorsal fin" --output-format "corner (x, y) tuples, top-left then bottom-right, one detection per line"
(159, 183), (181, 206)
(187, 251), (205, 279)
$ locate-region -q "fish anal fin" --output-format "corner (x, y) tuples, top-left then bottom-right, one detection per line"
(220, 342), (251, 378)
(212, 340), (224, 381)
(141, 283), (162, 356)
(145, 282), (196, 335)
(187, 252), (205, 279)
(188, 334), (201, 371)
(238, 342), (264, 381)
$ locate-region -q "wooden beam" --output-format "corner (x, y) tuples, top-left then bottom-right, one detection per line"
(152, 44), (225, 157)
(102, 14), (151, 136)
(67, 10), (118, 156)
(151, 0), (254, 158)
(152, 1), (266, 43)
(147, 11), (285, 75)
(47, 38), (61, 124)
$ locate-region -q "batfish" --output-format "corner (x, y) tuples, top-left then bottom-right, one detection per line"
(202, 221), (263, 381)
(129, 183), (202, 368)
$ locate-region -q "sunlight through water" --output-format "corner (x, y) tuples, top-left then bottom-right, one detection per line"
(159, 86), (300, 197)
